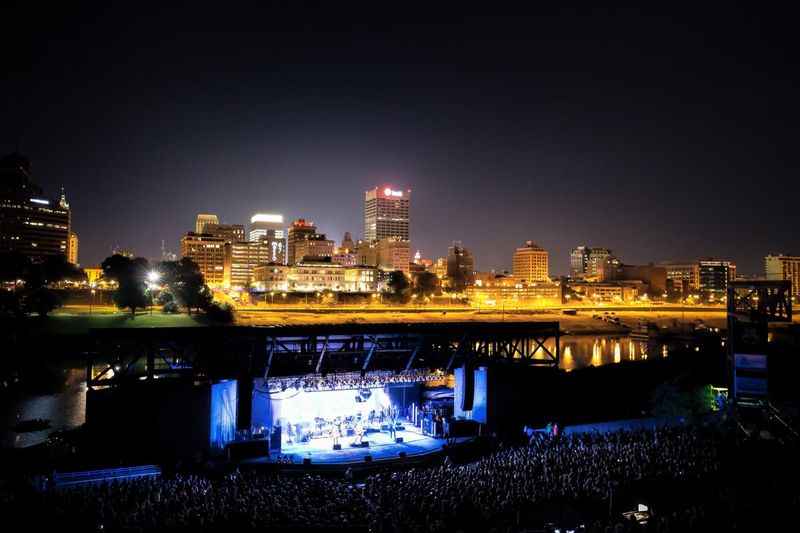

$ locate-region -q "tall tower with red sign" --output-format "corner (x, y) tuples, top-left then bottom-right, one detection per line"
(363, 186), (411, 243)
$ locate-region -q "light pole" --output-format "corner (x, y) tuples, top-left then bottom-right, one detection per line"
(147, 271), (161, 316)
(90, 287), (96, 316)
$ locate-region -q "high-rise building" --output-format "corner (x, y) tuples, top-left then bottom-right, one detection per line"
(765, 254), (800, 298)
(513, 241), (549, 283)
(224, 240), (274, 289)
(698, 259), (736, 299)
(67, 232), (79, 265)
(340, 231), (355, 253)
(570, 246), (589, 278)
(180, 232), (226, 287)
(432, 257), (448, 280)
(587, 248), (613, 279)
(205, 223), (246, 244)
(195, 213), (219, 234)
(287, 219), (317, 265)
(570, 246), (614, 279)
(447, 241), (475, 286)
(249, 214), (285, 264)
(295, 233), (335, 262)
(0, 154), (71, 259)
(363, 186), (411, 242)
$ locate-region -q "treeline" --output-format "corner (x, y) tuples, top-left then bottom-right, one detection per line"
(100, 255), (233, 322)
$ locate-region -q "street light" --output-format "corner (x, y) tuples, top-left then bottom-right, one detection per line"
(90, 285), (96, 316)
(147, 271), (161, 315)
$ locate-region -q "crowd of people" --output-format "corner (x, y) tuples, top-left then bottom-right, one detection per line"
(7, 425), (736, 532)
(268, 369), (445, 393)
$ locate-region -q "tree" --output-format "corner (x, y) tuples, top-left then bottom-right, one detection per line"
(112, 281), (150, 316)
(0, 252), (28, 283)
(387, 270), (410, 303)
(414, 271), (439, 298)
(159, 258), (212, 315)
(101, 254), (150, 317)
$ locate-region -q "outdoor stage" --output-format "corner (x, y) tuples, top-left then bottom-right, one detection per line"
(249, 425), (467, 466)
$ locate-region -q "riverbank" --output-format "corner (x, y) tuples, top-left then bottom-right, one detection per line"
(234, 308), (731, 333)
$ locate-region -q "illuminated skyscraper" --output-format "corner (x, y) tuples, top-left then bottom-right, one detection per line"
(363, 186), (411, 242)
(513, 241), (549, 283)
(249, 213), (285, 264)
(570, 246), (614, 279)
(195, 213), (219, 234)
(0, 154), (71, 259)
(68, 232), (79, 265)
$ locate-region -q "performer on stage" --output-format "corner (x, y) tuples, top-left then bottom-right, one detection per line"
(333, 416), (342, 447)
(388, 407), (397, 440)
(354, 421), (365, 445)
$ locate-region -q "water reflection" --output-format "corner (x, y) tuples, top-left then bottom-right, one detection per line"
(1, 367), (86, 449)
(558, 335), (666, 371)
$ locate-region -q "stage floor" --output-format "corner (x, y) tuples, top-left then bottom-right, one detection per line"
(257, 426), (457, 465)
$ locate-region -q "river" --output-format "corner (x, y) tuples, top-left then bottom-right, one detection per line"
(1, 334), (666, 448)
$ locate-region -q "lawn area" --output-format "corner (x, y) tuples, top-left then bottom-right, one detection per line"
(31, 312), (206, 335)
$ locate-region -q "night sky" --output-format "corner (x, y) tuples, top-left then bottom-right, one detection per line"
(2, 5), (798, 274)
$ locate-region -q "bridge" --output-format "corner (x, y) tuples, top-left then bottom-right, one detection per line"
(86, 321), (560, 389)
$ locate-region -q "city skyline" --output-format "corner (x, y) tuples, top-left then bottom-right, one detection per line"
(2, 6), (799, 274)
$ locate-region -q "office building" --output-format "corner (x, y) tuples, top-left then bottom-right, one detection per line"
(0, 154), (71, 259)
(698, 259), (735, 299)
(253, 262), (379, 293)
(332, 252), (357, 267)
(224, 240), (274, 289)
(294, 233), (335, 262)
(765, 254), (800, 298)
(376, 238), (411, 275)
(364, 186), (411, 242)
(466, 282), (562, 306)
(513, 241), (549, 283)
(340, 231), (355, 253)
(570, 246), (589, 278)
(180, 232), (226, 287)
(195, 214), (219, 234)
(601, 263), (667, 295)
(570, 246), (614, 279)
(287, 219), (317, 265)
(354, 238), (411, 275)
(249, 213), (285, 264)
(432, 257), (448, 281)
(67, 232), (79, 265)
(660, 262), (700, 296)
(205, 223), (245, 244)
(568, 281), (641, 303)
(447, 241), (475, 287)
